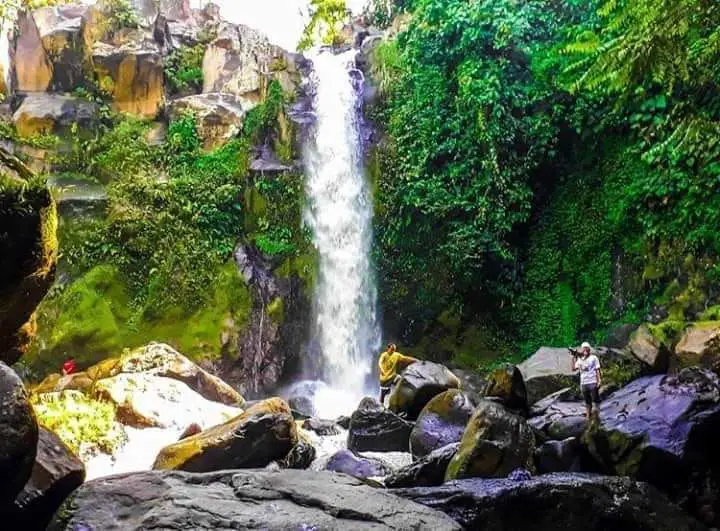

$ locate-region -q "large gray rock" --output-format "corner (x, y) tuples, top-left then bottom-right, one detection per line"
(445, 400), (535, 481)
(584, 367), (720, 526)
(389, 361), (461, 420)
(325, 449), (391, 479)
(0, 362), (38, 505)
(410, 389), (475, 458)
(518, 347), (577, 405)
(534, 437), (582, 474)
(13, 94), (97, 138)
(394, 473), (704, 530)
(385, 443), (459, 488)
(528, 400), (588, 440)
(7, 427), (85, 529)
(169, 93), (251, 150)
(674, 322), (720, 369)
(627, 324), (669, 373)
(202, 22), (300, 103)
(347, 397), (413, 453)
(48, 469), (460, 530)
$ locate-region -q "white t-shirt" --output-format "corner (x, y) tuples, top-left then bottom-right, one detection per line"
(576, 354), (601, 386)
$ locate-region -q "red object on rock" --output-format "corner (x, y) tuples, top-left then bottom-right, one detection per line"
(62, 359), (77, 376)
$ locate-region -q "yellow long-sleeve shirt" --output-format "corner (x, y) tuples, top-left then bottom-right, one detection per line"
(378, 350), (418, 386)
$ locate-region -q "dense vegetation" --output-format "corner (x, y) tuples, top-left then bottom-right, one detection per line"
(368, 0), (720, 366)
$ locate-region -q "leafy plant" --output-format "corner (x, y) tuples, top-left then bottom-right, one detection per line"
(299, 0), (350, 50)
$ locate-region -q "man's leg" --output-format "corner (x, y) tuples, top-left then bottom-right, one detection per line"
(581, 385), (592, 419)
(590, 384), (600, 419)
(379, 386), (389, 405)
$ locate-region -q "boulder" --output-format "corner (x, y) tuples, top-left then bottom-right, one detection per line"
(302, 417), (340, 436)
(106, 343), (245, 406)
(13, 94), (97, 138)
(325, 449), (391, 479)
(336, 415), (351, 429)
(385, 443), (459, 488)
(394, 473), (704, 530)
(178, 422), (201, 440)
(534, 437), (582, 474)
(32, 4), (89, 92)
(288, 395), (315, 418)
(168, 93), (251, 150)
(528, 400), (588, 440)
(0, 363), (38, 505)
(445, 400), (535, 481)
(94, 373), (241, 428)
(482, 364), (527, 411)
(628, 324), (669, 373)
(675, 322), (720, 369)
(0, 169), (57, 365)
(7, 427), (85, 529)
(202, 23), (300, 104)
(518, 347), (577, 405)
(528, 386), (574, 417)
(388, 361), (461, 419)
(48, 469), (460, 530)
(91, 37), (164, 118)
(584, 368), (720, 525)
(32, 372), (94, 395)
(282, 440), (316, 470)
(153, 397), (297, 472)
(347, 397), (413, 453)
(410, 389), (475, 458)
(13, 10), (53, 93)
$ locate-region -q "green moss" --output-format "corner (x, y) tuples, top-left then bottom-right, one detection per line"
(268, 296), (285, 325)
(275, 252), (317, 299)
(700, 305), (720, 321)
(648, 319), (686, 349)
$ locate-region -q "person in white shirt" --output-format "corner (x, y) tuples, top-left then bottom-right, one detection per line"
(570, 341), (602, 419)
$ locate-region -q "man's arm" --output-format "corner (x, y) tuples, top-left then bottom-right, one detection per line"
(396, 353), (418, 370)
(594, 357), (602, 386)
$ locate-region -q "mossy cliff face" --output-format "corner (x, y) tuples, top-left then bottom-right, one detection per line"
(2, 2), (315, 396)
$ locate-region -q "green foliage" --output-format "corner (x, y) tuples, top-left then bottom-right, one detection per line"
(165, 43), (207, 96)
(103, 0), (139, 31)
(30, 391), (127, 456)
(299, 0), (350, 50)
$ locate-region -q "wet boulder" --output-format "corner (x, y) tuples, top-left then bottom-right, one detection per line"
(584, 368), (720, 525)
(534, 437), (582, 474)
(0, 363), (38, 505)
(388, 361), (461, 419)
(94, 373), (241, 428)
(153, 397), (297, 472)
(168, 93), (251, 150)
(288, 396), (315, 419)
(48, 469), (460, 530)
(410, 389), (475, 458)
(528, 400), (588, 440)
(7, 427), (85, 529)
(325, 449), (391, 480)
(282, 440), (316, 470)
(107, 343), (245, 406)
(482, 364), (527, 411)
(674, 322), (720, 369)
(385, 443), (459, 488)
(13, 94), (97, 138)
(394, 473), (704, 531)
(517, 347), (577, 405)
(627, 324), (669, 373)
(347, 397), (413, 453)
(445, 400), (535, 481)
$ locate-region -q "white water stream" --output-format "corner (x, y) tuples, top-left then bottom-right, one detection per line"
(303, 50), (381, 415)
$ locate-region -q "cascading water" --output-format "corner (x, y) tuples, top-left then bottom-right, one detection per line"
(303, 49), (380, 416)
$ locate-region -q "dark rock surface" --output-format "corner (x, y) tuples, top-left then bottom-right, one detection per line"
(410, 389), (475, 458)
(385, 443), (459, 488)
(303, 417), (340, 436)
(482, 364), (528, 412)
(347, 397), (413, 453)
(528, 400), (588, 440)
(48, 469), (460, 530)
(325, 449), (390, 479)
(388, 361), (461, 419)
(0, 362), (38, 505)
(4, 427), (85, 528)
(282, 440), (316, 470)
(534, 437), (583, 473)
(394, 473), (704, 530)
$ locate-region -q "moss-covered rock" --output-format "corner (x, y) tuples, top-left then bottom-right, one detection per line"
(627, 324), (669, 373)
(388, 361), (461, 420)
(482, 364), (527, 412)
(410, 389), (475, 458)
(153, 397), (297, 472)
(674, 321), (720, 370)
(31, 372), (94, 395)
(0, 171), (57, 365)
(445, 400), (535, 481)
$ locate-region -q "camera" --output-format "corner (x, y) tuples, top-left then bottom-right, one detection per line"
(567, 347), (580, 358)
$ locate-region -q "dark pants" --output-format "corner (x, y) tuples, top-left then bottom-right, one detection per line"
(379, 385), (391, 404)
(581, 383), (600, 407)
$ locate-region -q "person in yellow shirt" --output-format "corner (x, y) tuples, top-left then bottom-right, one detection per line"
(378, 343), (418, 404)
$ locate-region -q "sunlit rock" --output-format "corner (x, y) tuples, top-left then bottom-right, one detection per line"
(388, 361), (461, 419)
(410, 389), (475, 459)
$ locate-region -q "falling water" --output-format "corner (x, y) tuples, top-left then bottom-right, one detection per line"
(303, 49), (380, 410)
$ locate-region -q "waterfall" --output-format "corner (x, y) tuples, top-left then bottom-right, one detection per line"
(303, 50), (380, 410)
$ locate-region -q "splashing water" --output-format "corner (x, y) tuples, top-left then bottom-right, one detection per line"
(304, 49), (380, 409)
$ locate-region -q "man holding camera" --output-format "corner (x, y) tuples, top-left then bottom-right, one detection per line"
(569, 341), (602, 420)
